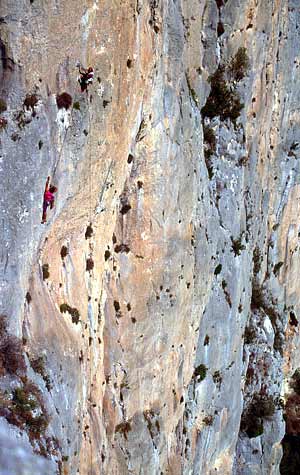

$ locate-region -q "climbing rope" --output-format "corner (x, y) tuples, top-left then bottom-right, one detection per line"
(99, 159), (114, 210)
(52, 104), (75, 179)
(86, 89), (95, 474)
(88, 94), (93, 224)
(84, 88), (117, 473)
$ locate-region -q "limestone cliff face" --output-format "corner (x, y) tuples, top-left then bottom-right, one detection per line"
(1, 0), (300, 474)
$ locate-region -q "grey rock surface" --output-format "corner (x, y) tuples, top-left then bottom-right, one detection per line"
(0, 0), (300, 474)
(0, 419), (55, 475)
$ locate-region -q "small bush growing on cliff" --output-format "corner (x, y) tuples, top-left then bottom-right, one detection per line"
(214, 264), (222, 275)
(25, 292), (32, 305)
(250, 285), (279, 327)
(193, 364), (207, 382)
(0, 317), (26, 376)
(115, 421), (132, 440)
(42, 264), (50, 280)
(253, 246), (262, 275)
(73, 101), (80, 111)
(60, 303), (80, 324)
(86, 257), (94, 272)
(273, 261), (284, 277)
(241, 394), (276, 438)
(291, 369), (300, 395)
(0, 98), (7, 113)
(253, 395), (276, 418)
(14, 110), (32, 128)
(217, 21), (225, 37)
(222, 280), (232, 307)
(203, 415), (214, 426)
(24, 94), (39, 111)
(242, 416), (264, 438)
(0, 336), (26, 376)
(284, 393), (300, 436)
(229, 47), (250, 82)
(251, 285), (284, 354)
(201, 47), (249, 128)
(244, 325), (256, 344)
(13, 386), (38, 411)
(11, 132), (20, 141)
(231, 235), (246, 256)
(201, 66), (244, 125)
(203, 126), (216, 150)
(114, 243), (130, 253)
(0, 316), (53, 456)
(113, 300), (122, 318)
(29, 355), (52, 391)
(56, 93), (72, 110)
(2, 381), (50, 439)
(85, 224), (93, 239)
(213, 370), (222, 386)
(120, 203), (131, 215)
(60, 246), (68, 259)
(203, 125), (216, 176)
(0, 117), (7, 131)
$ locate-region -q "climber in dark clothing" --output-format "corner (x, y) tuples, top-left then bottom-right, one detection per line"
(41, 176), (57, 224)
(78, 65), (94, 93)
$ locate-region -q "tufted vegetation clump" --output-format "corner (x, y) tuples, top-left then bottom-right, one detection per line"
(42, 263), (50, 280)
(193, 364), (207, 382)
(29, 355), (52, 391)
(73, 101), (80, 111)
(0, 381), (50, 439)
(0, 98), (7, 113)
(231, 235), (246, 256)
(229, 47), (250, 82)
(241, 394), (276, 438)
(86, 257), (94, 271)
(56, 92), (72, 110)
(291, 369), (300, 395)
(60, 245), (68, 259)
(0, 315), (26, 376)
(60, 303), (80, 324)
(85, 224), (93, 239)
(202, 49), (249, 128)
(0, 117), (7, 131)
(115, 421), (132, 440)
(203, 125), (216, 158)
(201, 66), (244, 125)
(24, 94), (38, 111)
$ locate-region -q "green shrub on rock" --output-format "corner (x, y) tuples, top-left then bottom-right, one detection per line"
(0, 98), (7, 114)
(60, 303), (80, 324)
(193, 364), (207, 382)
(229, 47), (250, 82)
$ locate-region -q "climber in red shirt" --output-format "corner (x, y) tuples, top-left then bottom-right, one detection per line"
(41, 176), (57, 224)
(78, 65), (94, 93)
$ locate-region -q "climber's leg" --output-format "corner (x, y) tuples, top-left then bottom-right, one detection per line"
(77, 77), (84, 93)
(78, 77), (87, 93)
(41, 201), (48, 224)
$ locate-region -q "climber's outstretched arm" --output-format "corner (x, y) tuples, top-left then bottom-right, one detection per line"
(44, 176), (50, 193)
(78, 66), (87, 75)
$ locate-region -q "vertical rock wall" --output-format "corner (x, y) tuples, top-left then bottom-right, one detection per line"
(1, 0), (300, 474)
